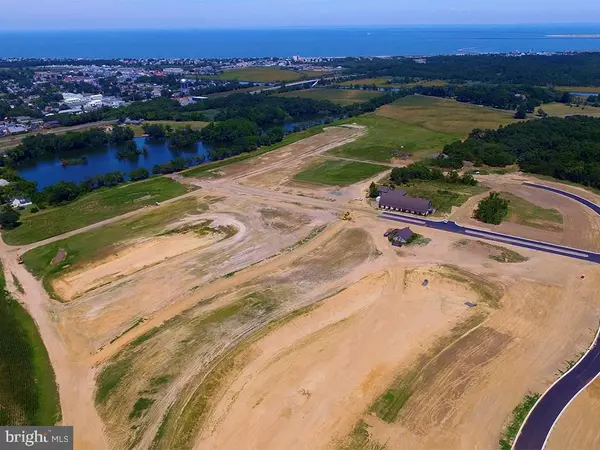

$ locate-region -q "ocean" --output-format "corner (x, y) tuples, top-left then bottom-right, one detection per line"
(2, 25), (600, 59)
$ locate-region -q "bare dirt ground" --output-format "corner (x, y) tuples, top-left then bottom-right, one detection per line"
(5, 122), (600, 450)
(199, 126), (364, 184)
(189, 218), (600, 450)
(54, 193), (334, 360)
(451, 174), (600, 252)
(546, 376), (600, 450)
(95, 224), (381, 450)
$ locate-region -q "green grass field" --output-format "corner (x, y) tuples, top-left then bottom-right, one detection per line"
(0, 267), (60, 425)
(377, 95), (520, 134)
(22, 197), (206, 299)
(539, 103), (600, 118)
(340, 78), (448, 89)
(555, 86), (600, 93)
(401, 181), (488, 215)
(215, 67), (326, 82)
(329, 114), (460, 162)
(277, 88), (384, 105)
(501, 192), (564, 231)
(128, 121), (209, 137)
(3, 177), (194, 245)
(293, 159), (388, 186)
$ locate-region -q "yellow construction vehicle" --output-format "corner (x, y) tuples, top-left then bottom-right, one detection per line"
(342, 211), (352, 221)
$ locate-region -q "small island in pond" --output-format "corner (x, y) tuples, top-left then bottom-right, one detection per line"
(60, 156), (88, 167)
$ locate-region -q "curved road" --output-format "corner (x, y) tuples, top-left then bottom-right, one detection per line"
(381, 182), (600, 450)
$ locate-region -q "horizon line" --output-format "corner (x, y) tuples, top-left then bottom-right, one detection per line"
(2, 22), (600, 33)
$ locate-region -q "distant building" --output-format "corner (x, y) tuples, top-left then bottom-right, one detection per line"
(10, 197), (32, 209)
(378, 189), (433, 216)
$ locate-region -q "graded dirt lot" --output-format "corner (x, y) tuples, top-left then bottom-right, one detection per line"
(189, 219), (600, 450)
(95, 225), (380, 450)
(451, 174), (600, 252)
(545, 377), (600, 450)
(31, 192), (334, 360)
(7, 120), (600, 450)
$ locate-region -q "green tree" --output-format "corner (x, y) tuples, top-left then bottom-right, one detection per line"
(514, 104), (528, 119)
(0, 206), (21, 230)
(129, 168), (149, 181)
(43, 181), (80, 205)
(474, 192), (509, 225)
(368, 182), (379, 198)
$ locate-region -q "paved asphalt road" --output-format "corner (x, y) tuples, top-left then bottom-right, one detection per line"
(379, 212), (600, 264)
(381, 181), (600, 450)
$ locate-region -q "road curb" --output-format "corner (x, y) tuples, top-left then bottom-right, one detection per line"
(512, 322), (600, 450)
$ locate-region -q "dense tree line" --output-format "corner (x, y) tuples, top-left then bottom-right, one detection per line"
(142, 123), (204, 149)
(3, 126), (133, 166)
(389, 163), (477, 186)
(152, 156), (205, 174)
(335, 53), (600, 86)
(437, 116), (600, 188)
(415, 84), (559, 111)
(168, 126), (203, 149)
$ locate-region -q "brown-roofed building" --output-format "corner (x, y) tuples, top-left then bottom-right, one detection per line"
(378, 190), (434, 216)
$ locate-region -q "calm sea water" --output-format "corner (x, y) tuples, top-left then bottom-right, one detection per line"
(2, 25), (600, 58)
(18, 138), (211, 189)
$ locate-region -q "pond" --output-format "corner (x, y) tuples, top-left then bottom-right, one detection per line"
(17, 137), (212, 189)
(17, 117), (339, 189)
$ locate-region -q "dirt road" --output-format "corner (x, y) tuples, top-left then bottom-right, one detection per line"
(0, 241), (108, 450)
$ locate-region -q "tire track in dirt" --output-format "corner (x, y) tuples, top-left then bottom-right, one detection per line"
(88, 220), (346, 366)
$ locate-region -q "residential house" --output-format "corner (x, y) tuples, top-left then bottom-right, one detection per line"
(11, 197), (33, 209)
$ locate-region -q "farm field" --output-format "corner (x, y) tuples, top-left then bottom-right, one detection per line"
(293, 158), (387, 186)
(340, 78), (448, 88)
(2, 177), (194, 245)
(554, 86), (600, 93)
(215, 67), (325, 82)
(539, 102), (600, 118)
(277, 88), (384, 105)
(0, 266), (59, 425)
(128, 120), (209, 137)
(328, 114), (459, 162)
(377, 95), (520, 134)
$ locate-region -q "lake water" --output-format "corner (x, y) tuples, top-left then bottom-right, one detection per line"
(17, 117), (329, 188)
(2, 25), (600, 58)
(18, 137), (211, 189)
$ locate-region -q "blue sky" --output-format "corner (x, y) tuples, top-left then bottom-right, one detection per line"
(2, 0), (600, 30)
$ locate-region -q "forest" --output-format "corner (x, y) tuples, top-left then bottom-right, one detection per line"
(335, 53), (600, 86)
(437, 116), (600, 188)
